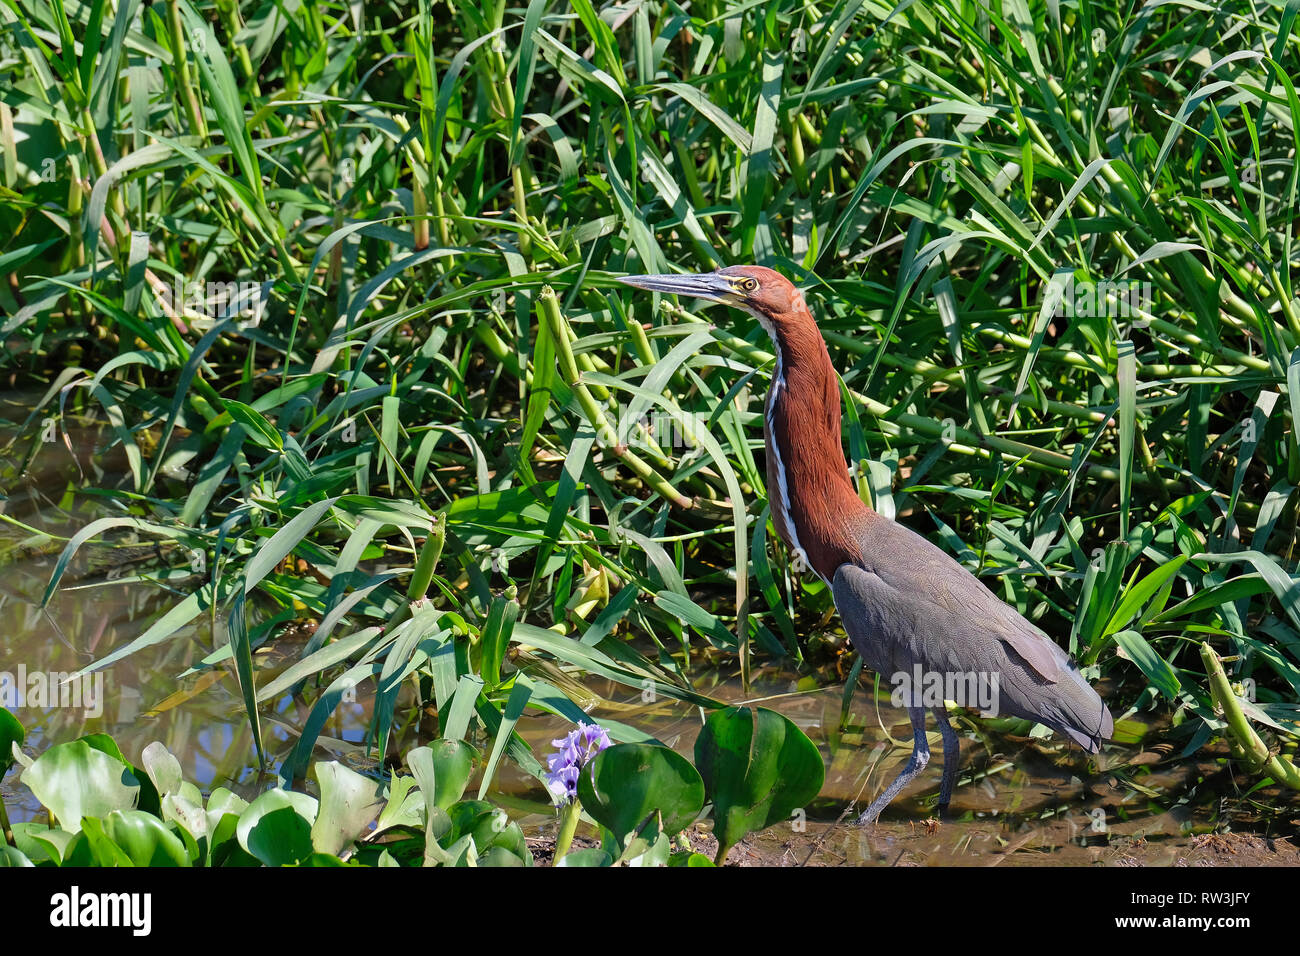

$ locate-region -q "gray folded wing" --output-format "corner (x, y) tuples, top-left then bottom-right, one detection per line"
(830, 520), (1113, 752)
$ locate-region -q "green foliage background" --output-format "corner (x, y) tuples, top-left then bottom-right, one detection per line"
(2, 0), (1299, 797)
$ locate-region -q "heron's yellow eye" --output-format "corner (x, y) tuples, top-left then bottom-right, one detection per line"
(740, 278), (758, 292)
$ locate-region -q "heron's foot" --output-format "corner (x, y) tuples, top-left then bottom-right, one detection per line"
(853, 808), (882, 828)
(853, 789), (898, 827)
(854, 805), (948, 828)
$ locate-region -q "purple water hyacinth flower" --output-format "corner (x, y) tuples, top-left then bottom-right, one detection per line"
(544, 721), (612, 804)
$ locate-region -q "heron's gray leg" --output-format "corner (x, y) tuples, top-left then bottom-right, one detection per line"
(855, 705), (929, 826)
(932, 705), (960, 815)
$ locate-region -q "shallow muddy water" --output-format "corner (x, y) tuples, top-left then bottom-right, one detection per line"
(3, 393), (1298, 864)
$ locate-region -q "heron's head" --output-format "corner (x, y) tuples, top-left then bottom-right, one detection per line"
(616, 265), (806, 336)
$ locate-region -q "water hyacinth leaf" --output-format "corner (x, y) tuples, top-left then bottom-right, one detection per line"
(236, 789), (320, 866)
(407, 745), (439, 829)
(11, 823), (76, 865)
(408, 739), (479, 811)
(171, 812), (204, 867)
(374, 773), (422, 835)
(79, 738), (131, 764)
(92, 810), (192, 867)
(64, 818), (130, 867)
(161, 792), (209, 850)
(140, 741), (183, 797)
(695, 706), (825, 864)
(0, 708), (23, 775)
(477, 846), (530, 867)
(311, 761), (385, 857)
(206, 789), (255, 867)
(434, 834), (474, 867)
(22, 739), (141, 833)
(440, 800), (532, 866)
(576, 743), (704, 850)
(554, 847), (612, 867)
(206, 788), (249, 825)
(0, 845), (34, 867)
(613, 814), (672, 867)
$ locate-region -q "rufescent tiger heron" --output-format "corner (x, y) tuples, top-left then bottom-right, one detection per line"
(618, 264), (1114, 825)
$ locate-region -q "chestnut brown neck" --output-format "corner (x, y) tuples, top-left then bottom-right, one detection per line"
(759, 296), (873, 581)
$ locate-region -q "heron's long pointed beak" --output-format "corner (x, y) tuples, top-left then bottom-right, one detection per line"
(616, 272), (734, 302)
